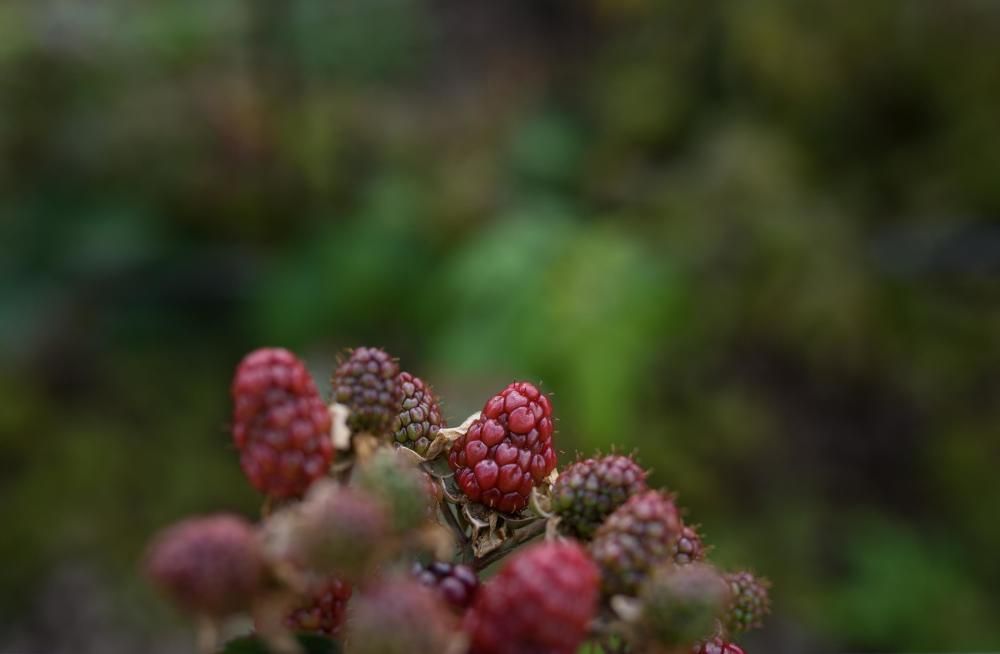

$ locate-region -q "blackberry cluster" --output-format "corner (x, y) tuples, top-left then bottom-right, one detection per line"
(393, 371), (446, 455)
(149, 345), (772, 654)
(231, 348), (333, 498)
(590, 490), (683, 596)
(464, 541), (598, 654)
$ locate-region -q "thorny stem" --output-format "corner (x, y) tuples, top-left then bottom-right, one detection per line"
(472, 519), (547, 571)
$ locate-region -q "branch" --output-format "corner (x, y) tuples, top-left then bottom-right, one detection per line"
(472, 519), (547, 571)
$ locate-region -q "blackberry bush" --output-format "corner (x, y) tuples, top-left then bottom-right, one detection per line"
(146, 345), (771, 654)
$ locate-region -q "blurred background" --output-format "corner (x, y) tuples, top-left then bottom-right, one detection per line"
(2, 1), (1000, 652)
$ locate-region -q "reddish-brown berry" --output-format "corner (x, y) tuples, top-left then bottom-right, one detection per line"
(284, 577), (352, 636)
(413, 561), (480, 611)
(448, 381), (556, 514)
(331, 347), (401, 436)
(465, 541), (598, 654)
(393, 372), (446, 455)
(590, 490), (683, 597)
(232, 347), (333, 498)
(145, 514), (263, 617)
(552, 454), (647, 539)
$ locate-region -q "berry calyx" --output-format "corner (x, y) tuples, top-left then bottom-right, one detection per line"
(552, 454), (647, 540)
(464, 541), (599, 654)
(331, 347), (401, 436)
(392, 372), (446, 455)
(413, 561), (480, 611)
(284, 577), (352, 636)
(448, 381), (556, 514)
(231, 348), (334, 498)
(145, 514), (263, 617)
(723, 571), (771, 636)
(590, 490), (683, 597)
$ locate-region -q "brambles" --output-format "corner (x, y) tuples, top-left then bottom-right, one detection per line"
(464, 541), (599, 654)
(392, 371), (445, 455)
(231, 348), (333, 498)
(332, 347), (401, 436)
(146, 345), (770, 654)
(448, 381), (556, 514)
(552, 454), (647, 539)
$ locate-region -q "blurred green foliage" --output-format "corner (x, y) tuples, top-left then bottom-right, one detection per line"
(2, 1), (1000, 651)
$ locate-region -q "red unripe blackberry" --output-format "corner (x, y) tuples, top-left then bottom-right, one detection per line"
(723, 571), (771, 635)
(392, 372), (446, 455)
(448, 381), (556, 514)
(413, 561), (480, 611)
(284, 577), (352, 636)
(464, 541), (599, 654)
(695, 637), (747, 654)
(346, 579), (456, 654)
(232, 347), (333, 498)
(331, 347), (401, 436)
(552, 454), (647, 539)
(590, 490), (683, 597)
(145, 514), (263, 617)
(674, 524), (707, 565)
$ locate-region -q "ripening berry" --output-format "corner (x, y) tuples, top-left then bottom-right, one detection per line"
(331, 347), (401, 436)
(392, 372), (446, 455)
(232, 347), (333, 498)
(448, 381), (556, 514)
(464, 541), (599, 654)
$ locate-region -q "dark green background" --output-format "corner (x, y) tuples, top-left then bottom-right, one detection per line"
(2, 1), (999, 652)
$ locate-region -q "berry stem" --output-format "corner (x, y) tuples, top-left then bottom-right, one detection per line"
(472, 519), (546, 571)
(195, 615), (219, 654)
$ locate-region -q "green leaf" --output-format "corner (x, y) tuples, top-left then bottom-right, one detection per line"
(219, 633), (340, 654)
